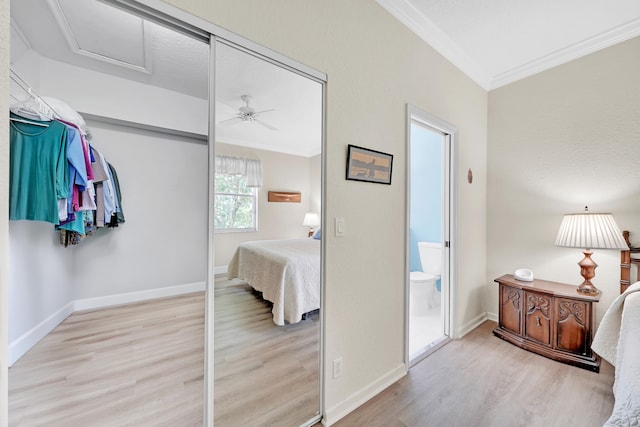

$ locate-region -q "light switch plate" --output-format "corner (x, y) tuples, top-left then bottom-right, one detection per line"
(335, 217), (345, 237)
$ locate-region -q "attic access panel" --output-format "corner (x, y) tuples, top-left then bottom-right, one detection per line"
(51, 0), (150, 72)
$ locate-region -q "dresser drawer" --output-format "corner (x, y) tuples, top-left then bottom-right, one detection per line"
(524, 292), (552, 346)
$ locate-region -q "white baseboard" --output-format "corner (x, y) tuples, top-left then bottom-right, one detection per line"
(74, 281), (206, 311)
(9, 301), (74, 367)
(9, 282), (206, 367)
(486, 311), (498, 322)
(457, 312), (488, 338)
(214, 265), (228, 276)
(323, 363), (406, 426)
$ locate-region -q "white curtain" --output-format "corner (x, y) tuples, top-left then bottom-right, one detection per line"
(215, 155), (263, 187)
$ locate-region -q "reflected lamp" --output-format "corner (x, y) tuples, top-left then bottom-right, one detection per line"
(303, 212), (320, 237)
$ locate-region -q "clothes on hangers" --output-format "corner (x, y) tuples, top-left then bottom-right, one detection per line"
(107, 162), (125, 227)
(94, 147), (116, 224)
(9, 112), (69, 223)
(9, 96), (125, 246)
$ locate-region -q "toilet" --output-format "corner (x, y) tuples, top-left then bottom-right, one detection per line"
(410, 241), (442, 314)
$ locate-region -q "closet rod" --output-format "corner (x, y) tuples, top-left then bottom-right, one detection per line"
(10, 68), (59, 118)
(79, 112), (208, 144)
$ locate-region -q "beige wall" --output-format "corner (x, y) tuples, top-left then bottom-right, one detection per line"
(215, 142), (316, 267)
(487, 36), (640, 325)
(161, 0), (488, 421)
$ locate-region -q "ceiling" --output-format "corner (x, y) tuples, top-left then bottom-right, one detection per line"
(378, 0), (640, 90)
(214, 43), (322, 157)
(10, 0), (322, 157)
(11, 0), (640, 150)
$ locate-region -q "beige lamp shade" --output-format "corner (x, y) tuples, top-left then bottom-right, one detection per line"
(303, 212), (320, 227)
(555, 208), (627, 295)
(555, 211), (627, 250)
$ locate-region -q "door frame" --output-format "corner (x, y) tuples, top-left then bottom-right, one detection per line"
(404, 104), (458, 368)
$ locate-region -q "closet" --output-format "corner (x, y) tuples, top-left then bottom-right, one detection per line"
(9, 1), (210, 424)
(7, 0), (326, 426)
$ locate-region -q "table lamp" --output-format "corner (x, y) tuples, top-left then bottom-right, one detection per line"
(303, 212), (320, 237)
(555, 206), (628, 294)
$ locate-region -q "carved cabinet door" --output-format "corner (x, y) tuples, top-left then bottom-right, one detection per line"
(499, 284), (522, 335)
(524, 292), (552, 346)
(555, 298), (590, 356)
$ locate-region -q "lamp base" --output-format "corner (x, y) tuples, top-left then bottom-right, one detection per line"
(577, 282), (600, 295)
(576, 250), (600, 295)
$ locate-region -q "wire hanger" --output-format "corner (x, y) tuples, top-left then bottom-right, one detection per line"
(9, 68), (58, 127)
(10, 115), (49, 127)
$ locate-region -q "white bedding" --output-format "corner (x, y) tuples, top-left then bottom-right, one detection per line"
(227, 238), (320, 326)
(591, 282), (640, 426)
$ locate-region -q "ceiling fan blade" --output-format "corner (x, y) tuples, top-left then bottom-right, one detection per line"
(255, 119), (278, 131)
(218, 116), (243, 125)
(253, 109), (275, 116)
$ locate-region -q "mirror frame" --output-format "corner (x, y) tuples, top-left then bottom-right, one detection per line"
(211, 36), (326, 426)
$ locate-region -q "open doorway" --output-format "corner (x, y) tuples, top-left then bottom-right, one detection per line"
(8, 1), (211, 424)
(406, 105), (456, 366)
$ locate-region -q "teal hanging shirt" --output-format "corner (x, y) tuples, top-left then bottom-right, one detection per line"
(10, 114), (69, 224)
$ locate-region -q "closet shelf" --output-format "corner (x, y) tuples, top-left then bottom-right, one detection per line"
(79, 112), (208, 144)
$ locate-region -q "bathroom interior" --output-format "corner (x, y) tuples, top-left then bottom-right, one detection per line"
(408, 121), (446, 361)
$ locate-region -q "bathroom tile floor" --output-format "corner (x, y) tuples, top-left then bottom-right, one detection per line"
(409, 292), (443, 359)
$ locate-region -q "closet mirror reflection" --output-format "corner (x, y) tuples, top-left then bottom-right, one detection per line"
(213, 41), (323, 426)
(9, 0), (209, 424)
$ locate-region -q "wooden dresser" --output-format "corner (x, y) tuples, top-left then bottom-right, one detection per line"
(493, 274), (600, 372)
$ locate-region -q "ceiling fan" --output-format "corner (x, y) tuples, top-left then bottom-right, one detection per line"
(218, 95), (277, 130)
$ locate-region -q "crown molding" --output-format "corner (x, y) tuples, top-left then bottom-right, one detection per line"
(47, 0), (152, 75)
(377, 0), (492, 90)
(489, 18), (640, 89)
(378, 0), (640, 92)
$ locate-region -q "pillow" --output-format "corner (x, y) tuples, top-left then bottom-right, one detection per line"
(312, 227), (321, 240)
(42, 97), (87, 132)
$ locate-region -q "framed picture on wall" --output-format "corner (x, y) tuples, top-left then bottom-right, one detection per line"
(346, 144), (393, 185)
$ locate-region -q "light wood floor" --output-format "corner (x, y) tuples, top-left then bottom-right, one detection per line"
(9, 293), (205, 427)
(9, 278), (320, 427)
(214, 278), (320, 427)
(331, 321), (615, 427)
(11, 293), (614, 427)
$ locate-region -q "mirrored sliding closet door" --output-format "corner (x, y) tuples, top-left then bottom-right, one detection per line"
(212, 38), (324, 427)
